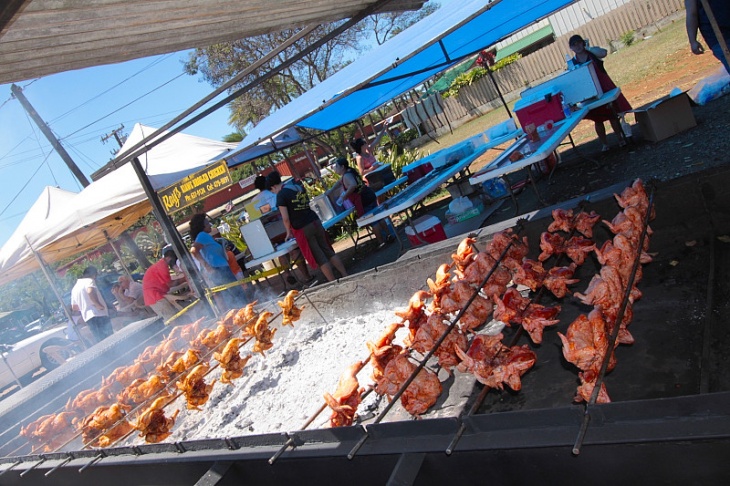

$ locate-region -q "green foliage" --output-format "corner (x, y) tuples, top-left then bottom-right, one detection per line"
(218, 215), (248, 253)
(394, 128), (419, 147)
(620, 30), (635, 46)
(378, 147), (422, 179)
(442, 53), (521, 98)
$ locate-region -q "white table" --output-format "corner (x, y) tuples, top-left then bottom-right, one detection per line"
(468, 89), (622, 212)
(356, 130), (522, 228)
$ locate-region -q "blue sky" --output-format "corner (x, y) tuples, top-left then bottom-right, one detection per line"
(0, 52), (234, 248)
(0, 1), (451, 251)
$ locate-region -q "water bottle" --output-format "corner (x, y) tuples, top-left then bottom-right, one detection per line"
(562, 98), (572, 119)
(565, 54), (574, 71)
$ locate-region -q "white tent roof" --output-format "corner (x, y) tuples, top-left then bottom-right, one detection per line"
(0, 124), (237, 285)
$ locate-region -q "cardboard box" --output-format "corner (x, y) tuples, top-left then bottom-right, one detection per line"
(633, 92), (697, 143)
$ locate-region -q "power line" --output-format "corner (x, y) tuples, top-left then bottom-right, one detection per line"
(0, 156), (50, 218)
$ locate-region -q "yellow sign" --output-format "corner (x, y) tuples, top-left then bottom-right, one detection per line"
(158, 160), (233, 214)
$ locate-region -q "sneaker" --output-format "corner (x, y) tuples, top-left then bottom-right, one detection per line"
(601, 144), (610, 152)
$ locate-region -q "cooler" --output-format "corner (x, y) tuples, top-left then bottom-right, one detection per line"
(514, 89), (565, 129)
(405, 215), (447, 246)
(403, 160), (433, 185)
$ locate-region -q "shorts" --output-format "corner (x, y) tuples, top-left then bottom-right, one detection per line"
(302, 220), (336, 266)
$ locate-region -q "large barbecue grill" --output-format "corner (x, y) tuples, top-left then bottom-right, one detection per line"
(1, 167), (729, 485)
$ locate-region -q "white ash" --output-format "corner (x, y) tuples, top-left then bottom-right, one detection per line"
(125, 308), (407, 445)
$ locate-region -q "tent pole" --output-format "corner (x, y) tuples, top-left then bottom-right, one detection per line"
(128, 157), (216, 317)
(104, 230), (134, 281)
(486, 66), (513, 119)
(24, 237), (86, 351)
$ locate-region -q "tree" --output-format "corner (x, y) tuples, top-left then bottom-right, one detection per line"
(367, 1), (440, 45)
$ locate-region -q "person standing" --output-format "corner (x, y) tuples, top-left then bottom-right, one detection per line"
(350, 119), (390, 177)
(266, 171), (348, 282)
(329, 157), (392, 246)
(71, 266), (113, 343)
(568, 34), (632, 152)
(142, 250), (181, 321)
(686, 0), (730, 74)
(189, 213), (247, 311)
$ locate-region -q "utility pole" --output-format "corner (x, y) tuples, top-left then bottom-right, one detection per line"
(10, 84), (90, 187)
(101, 125), (126, 150)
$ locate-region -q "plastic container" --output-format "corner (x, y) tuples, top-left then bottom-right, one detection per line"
(405, 215), (447, 246)
(515, 92), (566, 129)
(446, 201), (484, 224)
(482, 178), (509, 200)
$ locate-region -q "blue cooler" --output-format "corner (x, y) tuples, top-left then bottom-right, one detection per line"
(482, 178), (509, 200)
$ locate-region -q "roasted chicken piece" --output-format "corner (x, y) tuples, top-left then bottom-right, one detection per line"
(547, 208), (574, 233)
(395, 291), (430, 326)
(456, 252), (512, 298)
(103, 362), (148, 388)
(176, 363), (215, 410)
(543, 263), (580, 298)
(410, 313), (468, 372)
(451, 237), (476, 270)
(213, 338), (251, 384)
(198, 323), (233, 350)
(614, 179), (653, 220)
(575, 369), (611, 404)
(117, 374), (167, 407)
(558, 310), (615, 374)
(375, 354), (442, 416)
(170, 349), (202, 375)
(574, 210), (601, 238)
(427, 264), (453, 310)
(278, 290), (304, 326)
(66, 382), (116, 415)
(564, 236), (596, 265)
(233, 301), (259, 327)
(512, 259), (546, 291)
(20, 412), (79, 452)
(520, 303), (561, 344)
(157, 351), (184, 381)
(603, 206), (653, 239)
(538, 231), (565, 262)
(134, 395), (179, 443)
(485, 229), (529, 270)
(574, 266), (627, 309)
(323, 361), (365, 427)
(455, 334), (536, 391)
(250, 311), (277, 356)
(366, 322), (404, 382)
(439, 280), (492, 331)
(492, 288), (530, 325)
(218, 308), (238, 331)
(167, 317), (207, 346)
(79, 403), (132, 447)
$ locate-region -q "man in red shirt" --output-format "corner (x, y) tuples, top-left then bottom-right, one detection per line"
(143, 250), (180, 321)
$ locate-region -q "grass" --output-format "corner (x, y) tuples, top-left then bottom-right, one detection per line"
(413, 17), (700, 155)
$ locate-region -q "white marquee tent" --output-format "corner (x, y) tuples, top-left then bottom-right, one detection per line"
(0, 124), (237, 285)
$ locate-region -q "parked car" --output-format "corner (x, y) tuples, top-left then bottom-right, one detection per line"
(0, 324), (74, 390)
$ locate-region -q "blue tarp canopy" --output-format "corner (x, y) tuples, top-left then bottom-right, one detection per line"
(226, 0), (575, 165)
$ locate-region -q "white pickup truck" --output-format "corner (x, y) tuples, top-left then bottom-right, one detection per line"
(0, 325), (73, 390)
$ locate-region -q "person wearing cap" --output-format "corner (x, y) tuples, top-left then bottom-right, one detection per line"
(189, 213), (247, 311)
(71, 266), (113, 343)
(329, 157), (392, 247)
(266, 171), (348, 282)
(350, 118), (390, 177)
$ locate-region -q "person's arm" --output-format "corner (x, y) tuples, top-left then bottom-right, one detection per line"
(685, 0), (705, 54)
(279, 205), (293, 241)
(86, 286), (107, 311)
(367, 119), (391, 152)
(190, 243), (212, 272)
(587, 46), (608, 59)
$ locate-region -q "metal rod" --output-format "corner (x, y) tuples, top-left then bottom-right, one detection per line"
(45, 456), (72, 476)
(573, 191), (655, 455)
(18, 456), (45, 477)
(78, 453), (104, 473)
(0, 460), (22, 476)
(348, 228), (524, 459)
